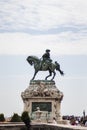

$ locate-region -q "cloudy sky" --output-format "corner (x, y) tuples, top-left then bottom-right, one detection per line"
(0, 0), (87, 117)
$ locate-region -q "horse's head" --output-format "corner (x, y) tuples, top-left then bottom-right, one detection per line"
(26, 56), (40, 65)
(27, 56), (33, 65)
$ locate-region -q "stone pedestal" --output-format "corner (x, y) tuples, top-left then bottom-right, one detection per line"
(21, 80), (63, 123)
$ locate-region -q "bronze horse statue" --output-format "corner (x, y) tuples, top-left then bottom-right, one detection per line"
(27, 56), (64, 81)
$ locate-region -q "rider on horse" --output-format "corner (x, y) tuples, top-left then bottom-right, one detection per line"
(27, 50), (64, 80)
(41, 49), (52, 68)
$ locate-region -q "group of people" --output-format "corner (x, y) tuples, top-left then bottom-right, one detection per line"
(62, 115), (87, 127)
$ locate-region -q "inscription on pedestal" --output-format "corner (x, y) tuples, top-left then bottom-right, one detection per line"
(32, 102), (52, 112)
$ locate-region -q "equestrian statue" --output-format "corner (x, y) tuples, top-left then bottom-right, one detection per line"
(27, 49), (64, 81)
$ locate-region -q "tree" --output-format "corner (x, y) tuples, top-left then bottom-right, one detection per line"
(0, 113), (5, 122)
(21, 111), (31, 130)
(10, 113), (22, 122)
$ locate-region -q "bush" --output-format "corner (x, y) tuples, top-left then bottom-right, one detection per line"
(21, 111), (31, 130)
(10, 113), (22, 122)
(0, 113), (5, 122)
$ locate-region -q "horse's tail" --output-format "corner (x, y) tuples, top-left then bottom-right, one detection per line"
(59, 70), (64, 75)
(55, 61), (64, 75)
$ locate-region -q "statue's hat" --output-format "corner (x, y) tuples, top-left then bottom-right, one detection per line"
(46, 49), (50, 52)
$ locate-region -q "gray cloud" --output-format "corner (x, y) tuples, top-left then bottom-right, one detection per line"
(0, 0), (87, 32)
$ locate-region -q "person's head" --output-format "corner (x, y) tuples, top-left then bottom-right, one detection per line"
(46, 49), (50, 53)
(53, 117), (56, 120)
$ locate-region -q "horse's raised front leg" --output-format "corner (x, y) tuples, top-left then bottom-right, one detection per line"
(51, 71), (56, 81)
(45, 70), (52, 80)
(31, 71), (38, 80)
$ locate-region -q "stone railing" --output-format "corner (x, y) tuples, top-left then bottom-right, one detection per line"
(0, 123), (87, 130)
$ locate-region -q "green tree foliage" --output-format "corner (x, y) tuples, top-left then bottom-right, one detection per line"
(21, 111), (31, 130)
(0, 113), (5, 122)
(10, 113), (22, 122)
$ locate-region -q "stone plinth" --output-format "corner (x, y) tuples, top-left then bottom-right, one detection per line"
(21, 80), (63, 123)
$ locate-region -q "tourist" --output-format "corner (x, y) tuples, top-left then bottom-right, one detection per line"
(85, 120), (87, 127)
(52, 117), (57, 124)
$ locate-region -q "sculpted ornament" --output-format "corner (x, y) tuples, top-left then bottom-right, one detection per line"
(21, 81), (63, 99)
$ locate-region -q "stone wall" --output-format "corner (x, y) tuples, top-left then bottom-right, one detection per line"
(0, 123), (87, 130)
(0, 123), (24, 130)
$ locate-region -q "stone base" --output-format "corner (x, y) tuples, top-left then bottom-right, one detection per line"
(21, 80), (63, 123)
